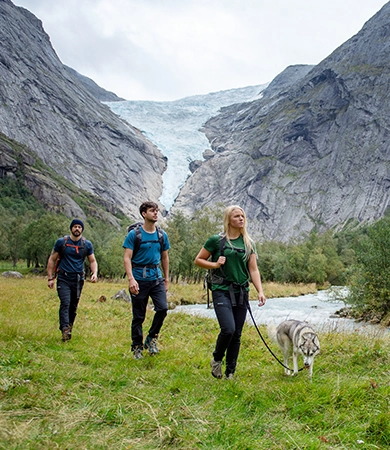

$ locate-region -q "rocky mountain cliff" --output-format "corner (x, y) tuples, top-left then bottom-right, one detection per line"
(172, 2), (390, 242)
(0, 0), (166, 222)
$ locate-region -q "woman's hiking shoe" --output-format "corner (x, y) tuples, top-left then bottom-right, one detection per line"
(144, 336), (159, 355)
(210, 359), (223, 379)
(133, 346), (143, 360)
(61, 326), (72, 342)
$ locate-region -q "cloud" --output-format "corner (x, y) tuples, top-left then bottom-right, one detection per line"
(14, 0), (389, 100)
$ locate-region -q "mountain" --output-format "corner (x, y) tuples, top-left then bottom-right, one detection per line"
(106, 67), (315, 209)
(171, 2), (390, 242)
(106, 84), (271, 209)
(0, 0), (166, 223)
(65, 66), (125, 102)
(2, 0), (390, 244)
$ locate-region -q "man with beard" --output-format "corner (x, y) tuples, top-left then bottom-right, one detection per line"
(47, 219), (98, 342)
(123, 202), (170, 360)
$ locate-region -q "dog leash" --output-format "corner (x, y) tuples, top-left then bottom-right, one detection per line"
(246, 300), (304, 372)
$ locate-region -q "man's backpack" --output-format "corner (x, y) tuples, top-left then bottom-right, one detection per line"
(54, 235), (87, 276)
(127, 222), (165, 259)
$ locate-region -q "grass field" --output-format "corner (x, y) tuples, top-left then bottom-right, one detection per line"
(1, 276), (389, 449)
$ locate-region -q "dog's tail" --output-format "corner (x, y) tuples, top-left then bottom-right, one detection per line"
(267, 323), (278, 343)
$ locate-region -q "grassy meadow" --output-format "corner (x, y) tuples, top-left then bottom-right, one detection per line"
(1, 276), (389, 449)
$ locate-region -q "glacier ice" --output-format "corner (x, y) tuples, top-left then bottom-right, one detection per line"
(105, 84), (267, 210)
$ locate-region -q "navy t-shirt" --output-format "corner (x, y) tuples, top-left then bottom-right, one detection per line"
(54, 236), (94, 274)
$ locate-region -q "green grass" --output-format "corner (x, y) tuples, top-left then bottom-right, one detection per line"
(1, 277), (389, 449)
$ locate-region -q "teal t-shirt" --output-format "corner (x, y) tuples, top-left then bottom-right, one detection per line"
(123, 226), (170, 281)
(204, 234), (251, 292)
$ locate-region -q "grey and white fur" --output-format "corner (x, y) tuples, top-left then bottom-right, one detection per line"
(268, 319), (320, 379)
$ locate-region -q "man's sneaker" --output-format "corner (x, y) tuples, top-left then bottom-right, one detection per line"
(225, 373), (234, 380)
(61, 326), (72, 342)
(144, 336), (159, 355)
(133, 346), (143, 360)
(210, 359), (223, 379)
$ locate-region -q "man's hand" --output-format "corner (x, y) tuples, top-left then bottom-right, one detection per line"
(129, 278), (139, 295)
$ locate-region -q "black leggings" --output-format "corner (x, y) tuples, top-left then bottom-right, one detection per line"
(212, 289), (248, 376)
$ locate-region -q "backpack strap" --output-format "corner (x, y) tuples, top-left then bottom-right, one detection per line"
(132, 225), (143, 258)
(63, 236), (87, 257)
(214, 234), (249, 306)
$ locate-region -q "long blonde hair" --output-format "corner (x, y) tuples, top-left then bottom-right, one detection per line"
(222, 205), (255, 261)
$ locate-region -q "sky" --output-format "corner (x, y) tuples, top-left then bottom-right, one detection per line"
(14, 0), (390, 101)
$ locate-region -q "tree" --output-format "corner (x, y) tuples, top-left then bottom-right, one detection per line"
(347, 217), (390, 320)
(22, 214), (69, 268)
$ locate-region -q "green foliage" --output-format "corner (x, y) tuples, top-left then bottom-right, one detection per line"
(257, 230), (348, 285)
(0, 176), (44, 215)
(165, 205), (224, 282)
(86, 221), (127, 278)
(346, 217), (390, 319)
(22, 214), (69, 268)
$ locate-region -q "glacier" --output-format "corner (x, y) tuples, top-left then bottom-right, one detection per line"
(105, 84), (267, 210)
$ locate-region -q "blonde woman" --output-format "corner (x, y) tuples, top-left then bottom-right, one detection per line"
(194, 205), (266, 379)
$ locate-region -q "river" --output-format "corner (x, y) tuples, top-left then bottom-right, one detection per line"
(170, 288), (389, 335)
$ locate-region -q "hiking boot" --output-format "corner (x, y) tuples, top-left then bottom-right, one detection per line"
(133, 346), (143, 360)
(144, 336), (159, 355)
(61, 326), (72, 342)
(210, 359), (223, 379)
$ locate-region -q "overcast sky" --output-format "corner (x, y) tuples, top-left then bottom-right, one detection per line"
(14, 0), (389, 101)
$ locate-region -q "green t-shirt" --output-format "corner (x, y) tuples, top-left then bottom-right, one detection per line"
(204, 234), (251, 292)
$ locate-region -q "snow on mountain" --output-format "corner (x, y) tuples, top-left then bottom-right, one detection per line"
(105, 84), (268, 210)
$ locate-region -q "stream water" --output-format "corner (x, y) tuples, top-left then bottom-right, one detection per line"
(170, 288), (389, 335)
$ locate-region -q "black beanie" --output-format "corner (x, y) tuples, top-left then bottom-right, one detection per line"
(70, 218), (84, 231)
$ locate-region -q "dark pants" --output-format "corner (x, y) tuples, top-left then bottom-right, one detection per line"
(57, 274), (84, 331)
(212, 289), (248, 376)
(130, 278), (168, 349)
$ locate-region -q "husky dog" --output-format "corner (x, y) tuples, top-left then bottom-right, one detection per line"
(269, 320), (320, 379)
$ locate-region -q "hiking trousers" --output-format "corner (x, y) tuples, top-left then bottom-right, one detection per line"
(57, 273), (84, 331)
(212, 289), (248, 376)
(130, 278), (168, 349)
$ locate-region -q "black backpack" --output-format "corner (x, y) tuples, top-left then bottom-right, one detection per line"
(127, 222), (165, 259)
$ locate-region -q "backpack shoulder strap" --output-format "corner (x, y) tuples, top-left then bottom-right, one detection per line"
(132, 224), (142, 258)
(219, 234), (227, 257)
(80, 237), (87, 258)
(157, 226), (165, 253)
(59, 235), (69, 256)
